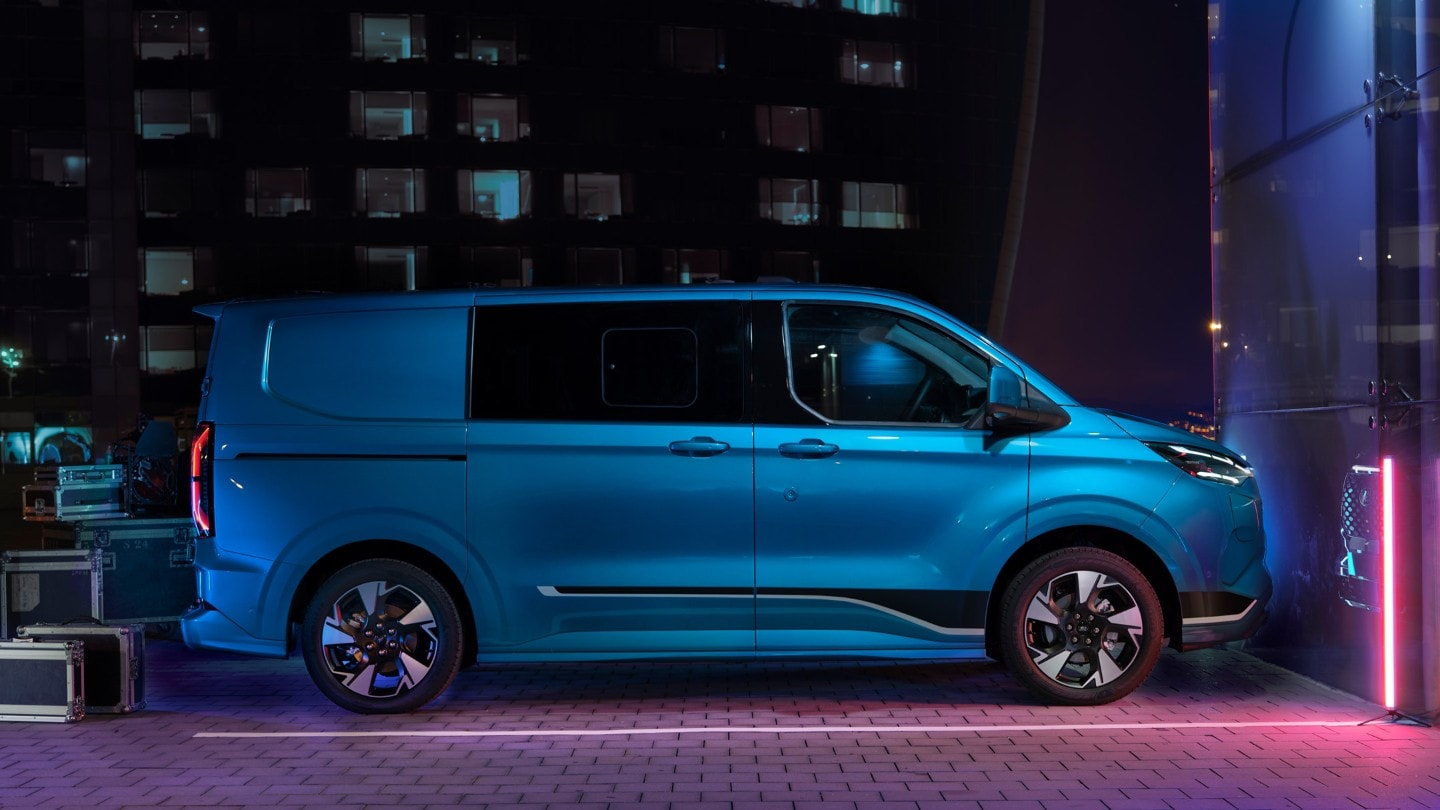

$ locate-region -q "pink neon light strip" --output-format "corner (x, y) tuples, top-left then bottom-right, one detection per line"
(1382, 456), (1396, 711)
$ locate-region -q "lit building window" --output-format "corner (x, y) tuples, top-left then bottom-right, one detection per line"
(355, 246), (427, 291)
(454, 18), (517, 64)
(354, 169), (426, 217)
(659, 26), (725, 73)
(564, 173), (627, 220)
(141, 168), (191, 218)
(139, 247), (213, 296)
(458, 170), (531, 219)
(245, 169), (310, 217)
(134, 90), (219, 138)
(457, 95), (528, 141)
(135, 11), (210, 60)
(141, 324), (210, 373)
(28, 146), (87, 187)
(350, 13), (426, 62)
(763, 0), (819, 6)
(758, 178), (822, 225)
(349, 91), (429, 140)
(839, 40), (907, 88)
(839, 0), (911, 17)
(842, 181), (914, 229)
(661, 248), (727, 284)
(756, 105), (823, 152)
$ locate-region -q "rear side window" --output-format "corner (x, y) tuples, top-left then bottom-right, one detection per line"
(472, 300), (747, 422)
(265, 307), (469, 420)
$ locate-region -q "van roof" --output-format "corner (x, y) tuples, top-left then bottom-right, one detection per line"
(192, 282), (910, 320)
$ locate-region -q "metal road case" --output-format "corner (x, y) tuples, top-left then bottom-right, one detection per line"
(0, 639), (85, 723)
(0, 549), (102, 639)
(18, 623), (145, 714)
(42, 517), (196, 626)
(21, 465), (125, 522)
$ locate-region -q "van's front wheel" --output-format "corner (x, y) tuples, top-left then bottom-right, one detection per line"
(999, 548), (1163, 705)
(301, 559), (463, 714)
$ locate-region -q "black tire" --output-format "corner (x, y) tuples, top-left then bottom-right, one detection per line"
(999, 547), (1163, 705)
(300, 559), (463, 714)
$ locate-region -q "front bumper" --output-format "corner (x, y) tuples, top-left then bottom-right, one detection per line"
(1178, 589), (1271, 650)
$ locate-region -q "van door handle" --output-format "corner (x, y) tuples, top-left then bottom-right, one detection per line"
(778, 439), (840, 458)
(668, 437), (731, 458)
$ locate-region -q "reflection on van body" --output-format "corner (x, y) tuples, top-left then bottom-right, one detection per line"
(183, 284), (1272, 713)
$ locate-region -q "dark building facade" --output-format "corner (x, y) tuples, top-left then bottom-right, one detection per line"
(1, 0), (1030, 452)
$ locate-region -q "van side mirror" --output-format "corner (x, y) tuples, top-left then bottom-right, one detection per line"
(985, 366), (1070, 432)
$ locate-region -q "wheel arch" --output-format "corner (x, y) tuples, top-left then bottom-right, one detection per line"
(983, 525), (1182, 660)
(287, 539), (477, 665)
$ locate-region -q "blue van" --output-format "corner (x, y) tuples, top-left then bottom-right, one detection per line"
(183, 284), (1270, 713)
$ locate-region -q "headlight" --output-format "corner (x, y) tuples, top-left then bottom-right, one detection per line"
(1144, 442), (1253, 487)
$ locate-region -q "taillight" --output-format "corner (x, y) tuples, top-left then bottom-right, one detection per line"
(190, 421), (214, 537)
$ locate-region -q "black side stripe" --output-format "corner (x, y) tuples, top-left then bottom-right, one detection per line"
(544, 586), (990, 630)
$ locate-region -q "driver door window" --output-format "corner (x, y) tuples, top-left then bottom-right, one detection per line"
(786, 305), (988, 424)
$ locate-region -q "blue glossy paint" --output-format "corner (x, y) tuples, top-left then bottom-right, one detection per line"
(182, 284), (1271, 677)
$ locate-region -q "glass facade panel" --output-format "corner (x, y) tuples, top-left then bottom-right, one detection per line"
(1208, 1), (1440, 708)
(839, 40), (906, 87)
(569, 247), (626, 285)
(13, 220), (88, 276)
(136, 10), (210, 60)
(245, 169), (310, 217)
(661, 248), (726, 284)
(140, 247), (213, 295)
(141, 325), (206, 373)
(460, 246), (528, 286)
(454, 18), (516, 64)
(356, 246), (426, 290)
(757, 178), (821, 225)
(564, 173), (624, 220)
(839, 0), (910, 17)
(28, 147), (86, 186)
(458, 170), (530, 219)
(141, 168), (190, 217)
(659, 26), (724, 73)
(135, 90), (218, 138)
(457, 95), (527, 140)
(355, 169), (426, 217)
(768, 250), (820, 282)
(841, 181), (912, 229)
(756, 105), (821, 151)
(350, 13), (426, 62)
(349, 91), (428, 140)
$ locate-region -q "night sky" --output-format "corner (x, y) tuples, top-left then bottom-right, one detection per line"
(1004, 0), (1212, 423)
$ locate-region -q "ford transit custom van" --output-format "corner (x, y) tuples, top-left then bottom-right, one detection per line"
(184, 284), (1271, 713)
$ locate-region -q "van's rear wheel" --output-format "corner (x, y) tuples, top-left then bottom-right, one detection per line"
(999, 548), (1162, 705)
(300, 559), (462, 714)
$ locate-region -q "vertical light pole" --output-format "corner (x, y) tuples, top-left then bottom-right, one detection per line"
(1364, 455), (1430, 726)
(1382, 455), (1397, 712)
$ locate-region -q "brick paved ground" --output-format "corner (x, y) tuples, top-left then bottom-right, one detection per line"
(3, 640), (1439, 809)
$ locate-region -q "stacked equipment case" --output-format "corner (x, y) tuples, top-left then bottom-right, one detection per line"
(0, 639), (85, 723)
